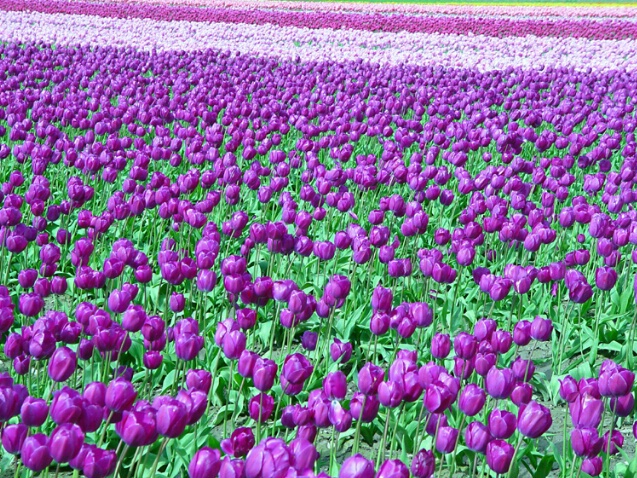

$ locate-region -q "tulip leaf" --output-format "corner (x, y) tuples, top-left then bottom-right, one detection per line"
(533, 455), (556, 478)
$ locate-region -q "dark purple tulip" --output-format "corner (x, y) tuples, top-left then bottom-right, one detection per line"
(410, 449), (435, 478)
(570, 393), (603, 428)
(50, 387), (83, 425)
(49, 423), (84, 463)
(599, 365), (634, 397)
(186, 370), (212, 394)
(431, 333), (451, 359)
(175, 333), (204, 361)
(301, 331), (318, 351)
(559, 376), (580, 403)
(21, 396), (48, 427)
(602, 429), (624, 455)
(21, 434), (52, 472)
(486, 440), (514, 474)
(595, 267), (618, 291)
(378, 381), (404, 409)
(435, 426), (459, 454)
(189, 447), (222, 478)
(221, 427), (255, 458)
(48, 346), (77, 382)
(105, 378), (137, 413)
(82, 446), (117, 478)
(423, 381), (453, 414)
(1, 423), (27, 454)
(465, 421), (491, 454)
(244, 438), (292, 478)
(377, 459), (409, 478)
(330, 338), (352, 363)
(571, 428), (603, 457)
(453, 332), (478, 359)
(248, 394), (274, 423)
(339, 454), (375, 478)
(289, 438), (318, 472)
(280, 353), (313, 395)
(115, 409), (158, 447)
(253, 358), (278, 392)
(581, 457), (603, 476)
(459, 384), (486, 416)
(19, 293), (44, 317)
(358, 363), (384, 395)
(485, 367), (515, 399)
(530, 317), (552, 341)
(610, 393), (634, 417)
(156, 397), (189, 438)
(323, 371), (347, 400)
(488, 409), (516, 439)
(513, 320), (532, 346)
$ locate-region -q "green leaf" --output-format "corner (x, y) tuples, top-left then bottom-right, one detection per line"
(533, 455), (556, 478)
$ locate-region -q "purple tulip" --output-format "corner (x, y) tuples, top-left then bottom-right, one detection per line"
(189, 447), (222, 478)
(339, 454), (375, 478)
(486, 439), (514, 474)
(21, 434), (52, 472)
(49, 423), (84, 463)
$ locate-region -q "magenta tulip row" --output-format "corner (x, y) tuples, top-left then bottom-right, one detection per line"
(2, 0), (637, 40)
(2, 10), (637, 73)
(65, 0), (637, 19)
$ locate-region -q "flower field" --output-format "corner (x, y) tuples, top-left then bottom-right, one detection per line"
(0, 0), (636, 477)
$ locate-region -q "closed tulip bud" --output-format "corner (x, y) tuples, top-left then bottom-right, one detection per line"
(378, 381), (404, 408)
(490, 330), (512, 354)
(323, 371), (347, 400)
(289, 437), (318, 472)
(474, 319), (497, 341)
(465, 421), (491, 454)
(433, 423), (459, 454)
(410, 449), (435, 478)
(424, 381), (453, 414)
(371, 286), (393, 313)
(431, 333), (451, 359)
(339, 454), (375, 478)
(453, 332), (478, 359)
(517, 401), (552, 438)
(358, 363), (384, 395)
(156, 398), (189, 438)
(252, 357), (278, 391)
(1, 423), (28, 454)
(610, 393), (634, 417)
(370, 312), (390, 336)
(248, 393), (274, 422)
(459, 384), (486, 416)
(512, 356), (535, 382)
(169, 293), (185, 313)
(222, 330), (247, 360)
(50, 387), (84, 425)
(377, 459), (409, 478)
(350, 393), (379, 423)
(486, 440), (514, 474)
(105, 378), (137, 413)
(21, 434), (52, 472)
(175, 333), (204, 361)
(485, 367), (515, 399)
(602, 429), (623, 455)
(530, 316), (552, 341)
(280, 353), (313, 394)
(559, 376), (579, 403)
(21, 396), (48, 427)
(19, 293), (44, 317)
(599, 366), (634, 397)
(491, 398), (520, 432)
(570, 393), (603, 428)
(513, 320), (532, 346)
(511, 382), (533, 407)
(189, 447), (222, 478)
(82, 446), (117, 478)
(48, 346), (77, 382)
(301, 331), (318, 351)
(571, 427), (602, 457)
(115, 409), (158, 447)
(49, 423), (84, 463)
(581, 456), (603, 476)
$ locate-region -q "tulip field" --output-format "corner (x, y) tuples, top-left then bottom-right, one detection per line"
(2, 0), (637, 477)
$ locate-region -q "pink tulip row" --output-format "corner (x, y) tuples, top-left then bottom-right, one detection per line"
(2, 0), (637, 40)
(65, 0), (637, 19)
(3, 10), (637, 72)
